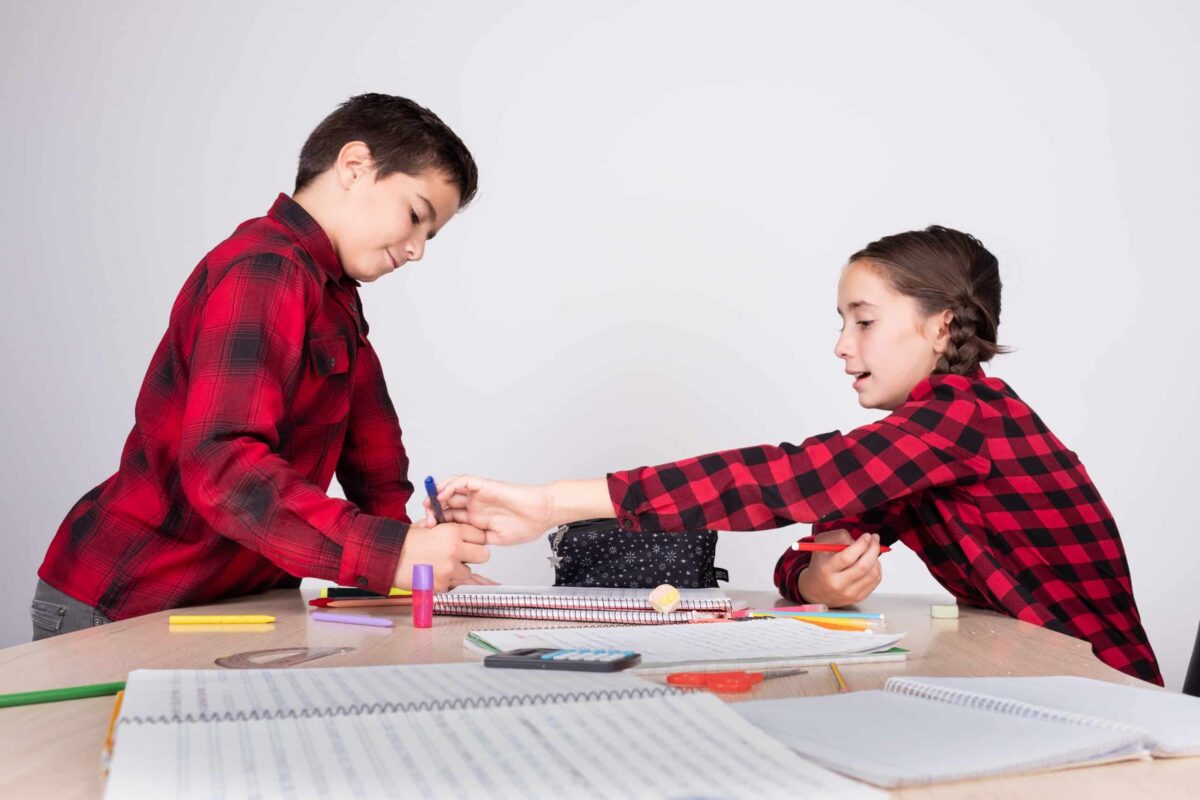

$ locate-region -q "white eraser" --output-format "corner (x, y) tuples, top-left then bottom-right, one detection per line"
(649, 584), (681, 614)
(930, 603), (959, 619)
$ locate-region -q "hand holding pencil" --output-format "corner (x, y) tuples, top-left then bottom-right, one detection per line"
(794, 530), (885, 608)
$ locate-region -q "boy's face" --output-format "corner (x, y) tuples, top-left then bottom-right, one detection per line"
(334, 165), (462, 283)
(834, 260), (950, 410)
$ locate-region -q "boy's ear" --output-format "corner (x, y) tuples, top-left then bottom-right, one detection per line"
(930, 309), (954, 354)
(334, 141), (374, 189)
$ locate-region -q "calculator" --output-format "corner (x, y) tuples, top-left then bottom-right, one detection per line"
(483, 648), (642, 672)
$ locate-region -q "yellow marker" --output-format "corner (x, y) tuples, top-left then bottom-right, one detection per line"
(168, 615), (276, 624)
(829, 662), (848, 693)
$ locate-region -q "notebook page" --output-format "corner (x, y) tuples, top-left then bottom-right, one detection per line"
(906, 676), (1200, 756)
(119, 663), (666, 723)
(734, 691), (1147, 788)
(436, 585), (731, 610)
(469, 618), (905, 668)
(106, 691), (885, 799)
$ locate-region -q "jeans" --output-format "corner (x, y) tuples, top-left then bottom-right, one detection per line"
(30, 579), (111, 641)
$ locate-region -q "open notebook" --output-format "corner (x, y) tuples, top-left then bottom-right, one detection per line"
(467, 617), (906, 672)
(104, 663), (883, 800)
(434, 585), (733, 623)
(734, 674), (1200, 788)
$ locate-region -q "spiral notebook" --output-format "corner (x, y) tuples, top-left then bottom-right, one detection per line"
(434, 585), (732, 624)
(467, 617), (906, 671)
(104, 663), (883, 800)
(735, 675), (1200, 788)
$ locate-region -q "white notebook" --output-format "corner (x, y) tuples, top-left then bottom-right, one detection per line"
(735, 674), (1200, 788)
(435, 585), (733, 624)
(105, 663), (884, 800)
(466, 617), (906, 671)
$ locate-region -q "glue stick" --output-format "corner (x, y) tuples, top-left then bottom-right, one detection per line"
(413, 564), (433, 628)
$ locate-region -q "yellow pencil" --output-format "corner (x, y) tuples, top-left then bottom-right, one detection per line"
(167, 615), (276, 624)
(829, 662), (849, 693)
(101, 690), (124, 776)
(788, 616), (872, 632)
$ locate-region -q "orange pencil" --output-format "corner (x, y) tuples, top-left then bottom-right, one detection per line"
(791, 542), (891, 554)
(309, 597), (414, 609)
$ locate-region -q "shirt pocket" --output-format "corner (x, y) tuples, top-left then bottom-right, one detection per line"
(30, 598), (65, 635)
(292, 334), (353, 427)
(310, 335), (350, 378)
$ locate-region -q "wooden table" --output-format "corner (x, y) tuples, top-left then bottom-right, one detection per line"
(0, 590), (1192, 798)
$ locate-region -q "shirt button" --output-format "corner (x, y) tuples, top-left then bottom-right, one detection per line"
(356, 576), (368, 587)
(620, 518), (634, 530)
(329, 357), (337, 369)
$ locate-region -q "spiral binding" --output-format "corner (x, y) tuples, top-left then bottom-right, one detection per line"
(432, 592), (731, 612)
(884, 678), (1146, 736)
(119, 685), (681, 726)
(436, 606), (711, 624)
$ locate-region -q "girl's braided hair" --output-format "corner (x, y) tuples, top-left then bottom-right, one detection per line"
(849, 225), (1008, 375)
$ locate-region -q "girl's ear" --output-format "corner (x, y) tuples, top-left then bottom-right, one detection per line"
(930, 309), (954, 354)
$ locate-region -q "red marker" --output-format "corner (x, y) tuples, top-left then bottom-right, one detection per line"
(791, 541), (891, 554)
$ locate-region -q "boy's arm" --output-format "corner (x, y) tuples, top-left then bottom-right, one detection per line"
(335, 337), (413, 521)
(178, 255), (405, 593)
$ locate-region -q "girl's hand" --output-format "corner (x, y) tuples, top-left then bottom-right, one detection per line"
(428, 475), (556, 546)
(795, 529), (883, 607)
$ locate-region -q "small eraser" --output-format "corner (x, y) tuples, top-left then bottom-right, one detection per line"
(649, 584), (681, 614)
(930, 603), (959, 619)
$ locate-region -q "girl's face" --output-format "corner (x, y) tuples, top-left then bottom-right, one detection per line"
(834, 260), (951, 410)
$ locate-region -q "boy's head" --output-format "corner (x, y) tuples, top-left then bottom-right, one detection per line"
(835, 226), (1005, 410)
(293, 93), (478, 282)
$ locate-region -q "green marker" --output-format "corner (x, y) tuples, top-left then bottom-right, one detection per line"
(0, 680), (126, 708)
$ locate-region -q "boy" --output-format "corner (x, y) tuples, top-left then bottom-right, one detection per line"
(32, 94), (488, 639)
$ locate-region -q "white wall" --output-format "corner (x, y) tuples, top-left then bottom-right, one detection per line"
(3, 0), (1197, 687)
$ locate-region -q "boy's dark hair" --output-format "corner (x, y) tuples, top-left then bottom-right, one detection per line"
(294, 93), (478, 206)
(849, 225), (1008, 375)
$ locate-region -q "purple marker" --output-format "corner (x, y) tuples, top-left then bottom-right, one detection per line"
(413, 564), (433, 628)
(311, 611), (394, 628)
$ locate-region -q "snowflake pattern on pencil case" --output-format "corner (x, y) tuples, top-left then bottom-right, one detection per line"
(547, 519), (721, 589)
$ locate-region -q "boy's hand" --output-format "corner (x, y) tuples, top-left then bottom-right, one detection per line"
(426, 475), (555, 546)
(394, 522), (490, 592)
(795, 529), (883, 607)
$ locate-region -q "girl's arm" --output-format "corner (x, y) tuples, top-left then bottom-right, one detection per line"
(437, 388), (989, 548)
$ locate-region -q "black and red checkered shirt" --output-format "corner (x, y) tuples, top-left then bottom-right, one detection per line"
(40, 195), (413, 619)
(608, 371), (1162, 684)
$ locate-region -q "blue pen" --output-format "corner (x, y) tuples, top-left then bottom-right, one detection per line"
(424, 476), (447, 524)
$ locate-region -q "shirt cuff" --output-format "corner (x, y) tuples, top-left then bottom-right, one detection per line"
(607, 470), (648, 532)
(338, 514), (407, 593)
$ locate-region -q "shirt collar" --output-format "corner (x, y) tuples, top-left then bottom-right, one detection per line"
(267, 193), (349, 285)
(909, 367), (987, 401)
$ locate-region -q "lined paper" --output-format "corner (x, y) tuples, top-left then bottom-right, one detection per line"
(106, 665), (884, 799)
(468, 617), (906, 669)
(735, 691), (1147, 788)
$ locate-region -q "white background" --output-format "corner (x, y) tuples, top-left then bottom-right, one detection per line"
(3, 0), (1197, 688)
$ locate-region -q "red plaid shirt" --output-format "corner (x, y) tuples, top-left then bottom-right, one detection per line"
(40, 195), (413, 619)
(608, 371), (1162, 684)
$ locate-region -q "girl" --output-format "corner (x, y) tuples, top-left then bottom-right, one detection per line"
(432, 226), (1162, 685)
